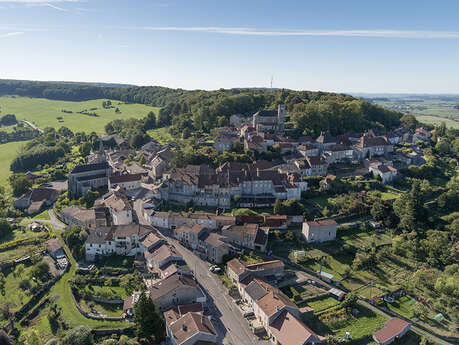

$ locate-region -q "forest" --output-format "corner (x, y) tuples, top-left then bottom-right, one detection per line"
(0, 80), (401, 137)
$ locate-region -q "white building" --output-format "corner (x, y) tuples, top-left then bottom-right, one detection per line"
(302, 219), (338, 243)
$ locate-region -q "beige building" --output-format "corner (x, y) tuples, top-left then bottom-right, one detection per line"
(149, 273), (206, 311)
(302, 219), (338, 243)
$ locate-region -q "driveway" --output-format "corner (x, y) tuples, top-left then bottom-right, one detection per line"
(172, 240), (270, 345)
(28, 209), (66, 230)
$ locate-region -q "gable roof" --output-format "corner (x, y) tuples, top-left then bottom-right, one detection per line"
(227, 258), (246, 276)
(71, 162), (110, 174)
(109, 173), (142, 184)
(149, 273), (197, 302)
(373, 318), (410, 344)
(168, 312), (216, 345)
(269, 310), (325, 345)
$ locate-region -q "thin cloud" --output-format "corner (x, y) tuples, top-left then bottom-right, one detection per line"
(0, 31), (24, 38)
(43, 3), (67, 11)
(134, 26), (459, 39)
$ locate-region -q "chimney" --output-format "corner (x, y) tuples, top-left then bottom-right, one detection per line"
(256, 168), (260, 177)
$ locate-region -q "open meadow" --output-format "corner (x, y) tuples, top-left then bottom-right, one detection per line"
(0, 140), (29, 188)
(0, 96), (159, 134)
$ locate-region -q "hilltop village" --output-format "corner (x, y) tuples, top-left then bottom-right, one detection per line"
(1, 93), (457, 345)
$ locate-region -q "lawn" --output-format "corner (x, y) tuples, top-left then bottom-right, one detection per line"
(0, 264), (38, 313)
(89, 284), (128, 299)
(0, 96), (159, 134)
(301, 296), (341, 313)
(0, 140), (30, 187)
(45, 244), (127, 330)
(386, 295), (415, 319)
(0, 226), (48, 262)
(32, 209), (51, 220)
(147, 127), (174, 145)
(78, 298), (123, 318)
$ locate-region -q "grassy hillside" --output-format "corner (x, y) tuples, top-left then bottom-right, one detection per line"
(0, 96), (159, 133)
(0, 140), (29, 188)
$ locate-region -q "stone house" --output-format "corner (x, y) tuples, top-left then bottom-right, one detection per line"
(369, 164), (398, 184)
(221, 224), (268, 252)
(85, 224), (154, 261)
(108, 173), (143, 190)
(166, 311), (217, 345)
(60, 205), (96, 228)
(95, 190), (132, 225)
(149, 273), (206, 311)
(13, 188), (58, 215)
(302, 219), (338, 243)
(198, 232), (230, 264)
(174, 224), (208, 250)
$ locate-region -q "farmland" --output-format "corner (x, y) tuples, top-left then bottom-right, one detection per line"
(371, 96), (459, 129)
(0, 96), (159, 134)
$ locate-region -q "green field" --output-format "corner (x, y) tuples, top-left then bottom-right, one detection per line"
(0, 96), (159, 134)
(415, 115), (459, 129)
(0, 140), (29, 187)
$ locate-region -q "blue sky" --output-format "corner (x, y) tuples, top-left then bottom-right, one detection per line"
(1, 0), (459, 93)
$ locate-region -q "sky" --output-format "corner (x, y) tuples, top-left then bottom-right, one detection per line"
(1, 0), (459, 93)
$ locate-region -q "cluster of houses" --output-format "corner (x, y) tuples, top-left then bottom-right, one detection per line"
(226, 257), (327, 345)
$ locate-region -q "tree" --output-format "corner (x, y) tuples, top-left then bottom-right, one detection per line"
(341, 293), (357, 308)
(31, 260), (51, 282)
(9, 173), (32, 196)
(0, 273), (5, 296)
(435, 139), (450, 155)
(0, 219), (12, 239)
(61, 326), (94, 345)
(400, 114), (417, 129)
(79, 142), (92, 156)
(134, 291), (165, 342)
(273, 198), (282, 215)
(143, 111), (156, 130)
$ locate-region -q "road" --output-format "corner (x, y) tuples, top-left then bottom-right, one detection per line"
(20, 119), (43, 133)
(133, 203), (265, 344)
(172, 240), (269, 345)
(28, 209), (66, 230)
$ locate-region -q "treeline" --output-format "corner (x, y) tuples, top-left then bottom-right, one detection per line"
(10, 126), (76, 172)
(0, 126), (40, 144)
(11, 144), (65, 172)
(0, 79), (402, 136)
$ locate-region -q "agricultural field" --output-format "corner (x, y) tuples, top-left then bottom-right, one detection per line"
(372, 96), (459, 129)
(0, 96), (159, 134)
(415, 115), (459, 129)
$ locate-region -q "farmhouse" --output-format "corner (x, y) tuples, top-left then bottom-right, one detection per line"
(13, 187), (58, 215)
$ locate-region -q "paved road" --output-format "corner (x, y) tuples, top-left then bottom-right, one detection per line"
(28, 209), (66, 230)
(358, 300), (455, 345)
(172, 240), (269, 345)
(21, 119), (43, 133)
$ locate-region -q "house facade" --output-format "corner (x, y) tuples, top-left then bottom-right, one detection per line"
(302, 219), (338, 243)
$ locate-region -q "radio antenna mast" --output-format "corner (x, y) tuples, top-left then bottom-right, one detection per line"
(270, 75), (273, 89)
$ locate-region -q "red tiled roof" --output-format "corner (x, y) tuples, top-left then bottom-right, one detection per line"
(373, 318), (410, 344)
